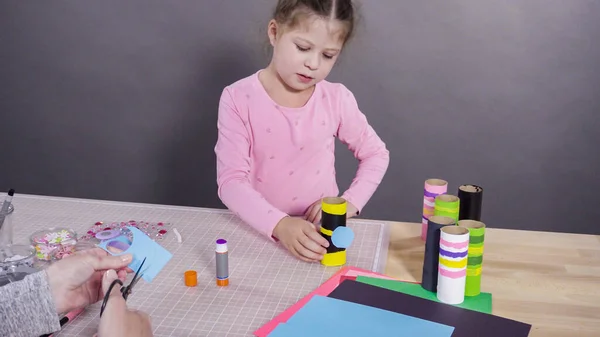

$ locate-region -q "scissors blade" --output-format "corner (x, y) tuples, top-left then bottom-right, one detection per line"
(128, 257), (147, 289)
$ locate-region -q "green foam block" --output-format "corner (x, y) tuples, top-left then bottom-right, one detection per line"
(355, 276), (493, 314)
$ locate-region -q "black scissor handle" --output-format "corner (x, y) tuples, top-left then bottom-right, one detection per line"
(100, 278), (124, 317)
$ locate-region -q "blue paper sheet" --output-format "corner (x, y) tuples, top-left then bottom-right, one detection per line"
(97, 226), (172, 282)
(269, 295), (454, 337)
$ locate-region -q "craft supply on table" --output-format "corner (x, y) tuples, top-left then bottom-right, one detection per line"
(29, 228), (77, 260)
(0, 189), (15, 233)
(437, 225), (469, 305)
(255, 266), (397, 337)
(434, 194), (460, 222)
(422, 216), (455, 292)
(355, 276), (493, 314)
(458, 184), (483, 221)
(184, 270), (198, 287)
(320, 196), (354, 266)
(269, 295), (455, 337)
(78, 220), (171, 243)
(422, 179), (448, 240)
(458, 220), (486, 296)
(97, 226), (173, 283)
(0, 244), (35, 274)
(10, 195), (388, 337)
(215, 238), (229, 286)
(328, 280), (532, 337)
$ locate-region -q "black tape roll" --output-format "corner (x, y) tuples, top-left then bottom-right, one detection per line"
(421, 216), (455, 292)
(458, 184), (483, 221)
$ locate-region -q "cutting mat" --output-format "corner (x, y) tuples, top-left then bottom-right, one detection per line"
(9, 194), (390, 337)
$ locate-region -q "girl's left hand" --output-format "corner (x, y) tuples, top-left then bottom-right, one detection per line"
(304, 199), (358, 224)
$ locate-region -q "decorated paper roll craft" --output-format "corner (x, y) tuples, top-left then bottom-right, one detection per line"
(320, 197), (354, 267)
(458, 220), (486, 296)
(422, 179), (448, 241)
(458, 184), (483, 221)
(421, 215), (455, 292)
(437, 225), (470, 305)
(434, 194), (460, 222)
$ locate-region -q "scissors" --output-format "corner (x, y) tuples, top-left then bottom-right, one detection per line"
(100, 257), (146, 317)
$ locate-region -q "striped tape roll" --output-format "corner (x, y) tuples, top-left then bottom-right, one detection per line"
(458, 220), (486, 296)
(421, 179), (448, 240)
(434, 194), (460, 222)
(437, 225), (469, 305)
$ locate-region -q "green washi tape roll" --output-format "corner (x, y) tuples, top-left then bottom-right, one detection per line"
(434, 194), (460, 222)
(458, 220), (486, 296)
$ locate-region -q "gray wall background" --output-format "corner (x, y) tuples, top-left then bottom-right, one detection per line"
(1, 1), (599, 235)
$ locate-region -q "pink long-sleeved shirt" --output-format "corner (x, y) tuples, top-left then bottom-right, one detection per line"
(215, 71), (390, 240)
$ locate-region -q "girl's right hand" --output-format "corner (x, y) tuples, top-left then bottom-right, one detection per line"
(273, 216), (330, 262)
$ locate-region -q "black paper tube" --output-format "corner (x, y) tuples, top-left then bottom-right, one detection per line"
(458, 184), (483, 221)
(421, 215), (456, 292)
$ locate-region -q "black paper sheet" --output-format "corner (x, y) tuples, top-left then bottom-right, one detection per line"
(328, 280), (532, 337)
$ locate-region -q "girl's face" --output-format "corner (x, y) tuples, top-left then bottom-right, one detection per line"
(268, 16), (345, 92)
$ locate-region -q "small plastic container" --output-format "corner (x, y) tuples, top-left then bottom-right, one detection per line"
(0, 244), (36, 274)
(0, 203), (15, 246)
(30, 227), (78, 260)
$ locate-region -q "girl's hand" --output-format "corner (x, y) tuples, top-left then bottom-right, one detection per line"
(273, 217), (329, 262)
(304, 199), (359, 225)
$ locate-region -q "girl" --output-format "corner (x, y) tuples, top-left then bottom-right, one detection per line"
(215, 0), (389, 263)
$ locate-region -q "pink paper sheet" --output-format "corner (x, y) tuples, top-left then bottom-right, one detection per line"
(254, 266), (399, 337)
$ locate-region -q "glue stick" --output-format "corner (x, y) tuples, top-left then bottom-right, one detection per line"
(215, 239), (229, 286)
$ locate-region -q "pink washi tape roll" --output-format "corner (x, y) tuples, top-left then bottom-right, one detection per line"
(422, 179), (448, 240)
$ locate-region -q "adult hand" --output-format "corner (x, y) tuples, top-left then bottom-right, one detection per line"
(304, 199), (359, 225)
(96, 269), (153, 337)
(273, 216), (329, 262)
(46, 248), (132, 314)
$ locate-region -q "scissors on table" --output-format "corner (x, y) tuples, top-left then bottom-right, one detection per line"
(100, 257), (146, 317)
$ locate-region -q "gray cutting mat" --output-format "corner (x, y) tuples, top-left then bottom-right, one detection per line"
(9, 194), (389, 337)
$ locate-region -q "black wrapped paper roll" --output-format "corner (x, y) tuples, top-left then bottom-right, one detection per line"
(458, 184), (483, 221)
(421, 215), (455, 292)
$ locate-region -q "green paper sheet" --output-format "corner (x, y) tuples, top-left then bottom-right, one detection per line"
(355, 276), (492, 314)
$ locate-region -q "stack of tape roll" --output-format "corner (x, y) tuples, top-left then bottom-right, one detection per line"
(422, 179), (448, 241)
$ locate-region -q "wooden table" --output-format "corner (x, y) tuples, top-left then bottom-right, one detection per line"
(382, 221), (600, 337)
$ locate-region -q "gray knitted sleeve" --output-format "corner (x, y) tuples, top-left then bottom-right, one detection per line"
(0, 270), (61, 337)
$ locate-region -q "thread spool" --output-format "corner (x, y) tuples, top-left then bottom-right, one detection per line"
(320, 197), (347, 267)
(422, 179), (448, 241)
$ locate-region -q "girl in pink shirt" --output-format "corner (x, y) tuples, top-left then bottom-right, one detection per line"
(215, 0), (389, 262)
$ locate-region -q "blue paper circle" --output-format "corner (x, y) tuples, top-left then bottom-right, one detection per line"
(331, 227), (354, 248)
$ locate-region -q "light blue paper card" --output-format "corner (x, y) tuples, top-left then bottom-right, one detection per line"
(331, 226), (354, 248)
(267, 323), (306, 337)
(282, 295), (455, 337)
(97, 226), (172, 282)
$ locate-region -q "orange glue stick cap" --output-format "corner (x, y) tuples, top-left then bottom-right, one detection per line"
(184, 270), (198, 287)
